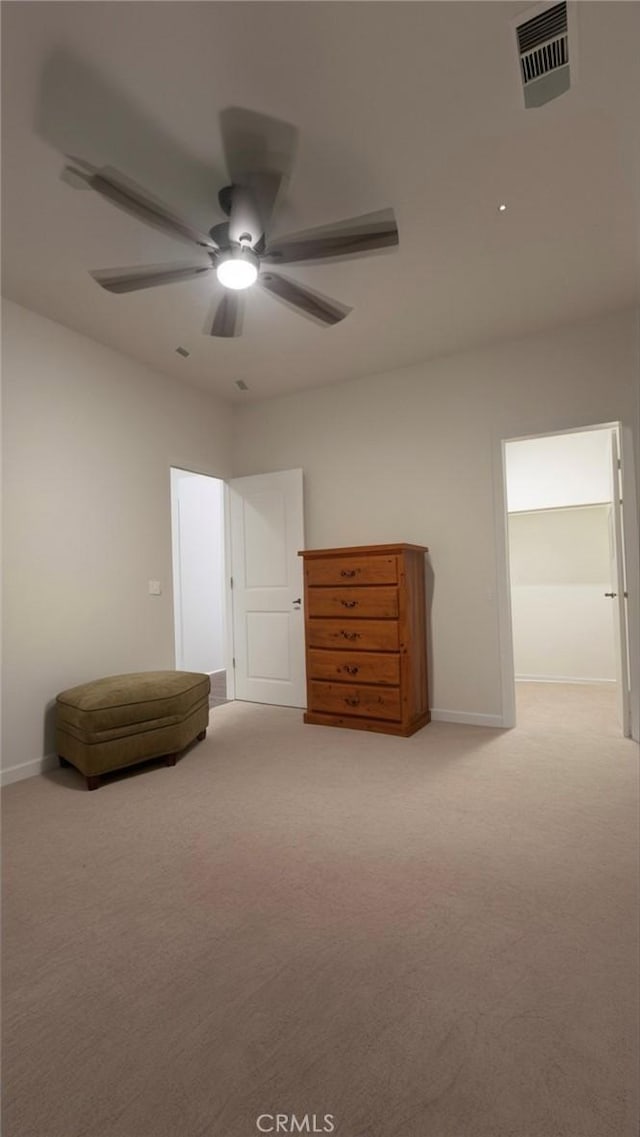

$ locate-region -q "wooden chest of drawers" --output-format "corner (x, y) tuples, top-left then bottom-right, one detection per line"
(299, 544), (430, 736)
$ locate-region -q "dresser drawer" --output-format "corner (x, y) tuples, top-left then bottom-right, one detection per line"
(306, 586), (398, 619)
(307, 649), (400, 685)
(309, 681), (402, 721)
(307, 619), (399, 652)
(304, 555), (397, 587)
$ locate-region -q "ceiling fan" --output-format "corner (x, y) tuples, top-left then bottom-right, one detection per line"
(62, 120), (399, 338)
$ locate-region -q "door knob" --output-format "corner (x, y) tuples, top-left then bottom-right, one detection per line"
(604, 592), (617, 598)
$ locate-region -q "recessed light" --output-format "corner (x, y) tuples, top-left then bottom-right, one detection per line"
(498, 203), (508, 213)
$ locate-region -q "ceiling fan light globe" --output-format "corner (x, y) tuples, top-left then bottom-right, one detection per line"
(216, 254), (258, 291)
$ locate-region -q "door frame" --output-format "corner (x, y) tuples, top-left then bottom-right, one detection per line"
(493, 421), (640, 740)
(223, 480), (236, 701)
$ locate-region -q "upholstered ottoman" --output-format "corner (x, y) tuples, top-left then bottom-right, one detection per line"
(56, 671), (210, 789)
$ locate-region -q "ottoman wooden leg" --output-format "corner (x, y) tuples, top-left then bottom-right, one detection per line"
(164, 753), (177, 767)
(58, 755), (70, 768)
(197, 729), (206, 741)
(86, 775), (101, 791)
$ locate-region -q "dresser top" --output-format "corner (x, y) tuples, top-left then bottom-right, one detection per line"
(299, 543), (428, 558)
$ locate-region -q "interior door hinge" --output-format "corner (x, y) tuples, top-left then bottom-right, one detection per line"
(230, 576), (233, 590)
(232, 657), (236, 668)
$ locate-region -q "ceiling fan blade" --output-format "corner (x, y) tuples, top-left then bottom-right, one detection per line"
(258, 272), (351, 326)
(243, 171), (285, 241)
(220, 107), (297, 241)
(263, 210), (399, 265)
(210, 291), (244, 337)
(221, 108), (298, 185)
(227, 173), (285, 250)
(91, 263), (212, 293)
(227, 183), (265, 248)
(65, 158), (218, 250)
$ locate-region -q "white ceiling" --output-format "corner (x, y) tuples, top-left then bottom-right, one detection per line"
(2, 1), (639, 403)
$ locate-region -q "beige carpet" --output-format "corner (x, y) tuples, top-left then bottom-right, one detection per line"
(515, 679), (620, 735)
(2, 685), (638, 1137)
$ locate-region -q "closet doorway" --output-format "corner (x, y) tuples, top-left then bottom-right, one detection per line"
(170, 468), (228, 706)
(502, 426), (632, 736)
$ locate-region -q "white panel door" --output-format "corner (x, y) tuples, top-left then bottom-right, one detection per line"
(609, 434), (631, 736)
(229, 468), (305, 707)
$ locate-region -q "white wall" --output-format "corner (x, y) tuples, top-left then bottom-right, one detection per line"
(508, 506), (616, 682)
(505, 429), (614, 511)
(1, 300), (232, 782)
(232, 308), (640, 727)
(171, 469), (225, 675)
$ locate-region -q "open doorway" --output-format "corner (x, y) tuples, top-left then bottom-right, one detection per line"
(502, 426), (631, 736)
(170, 468), (228, 707)
(169, 465), (306, 713)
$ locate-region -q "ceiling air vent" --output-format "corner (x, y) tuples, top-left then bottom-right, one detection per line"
(515, 1), (570, 108)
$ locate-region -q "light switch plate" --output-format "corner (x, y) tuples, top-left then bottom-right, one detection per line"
(148, 580), (161, 595)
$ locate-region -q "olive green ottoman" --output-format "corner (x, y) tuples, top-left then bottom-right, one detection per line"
(56, 670), (210, 790)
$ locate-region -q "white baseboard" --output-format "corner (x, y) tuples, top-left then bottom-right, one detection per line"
(515, 675), (616, 685)
(431, 709), (505, 728)
(1, 753), (58, 787)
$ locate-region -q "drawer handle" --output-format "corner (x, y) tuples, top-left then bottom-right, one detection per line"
(341, 599), (357, 609)
(340, 569), (357, 578)
(340, 631), (360, 641)
(343, 665), (359, 675)
(345, 697), (360, 707)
